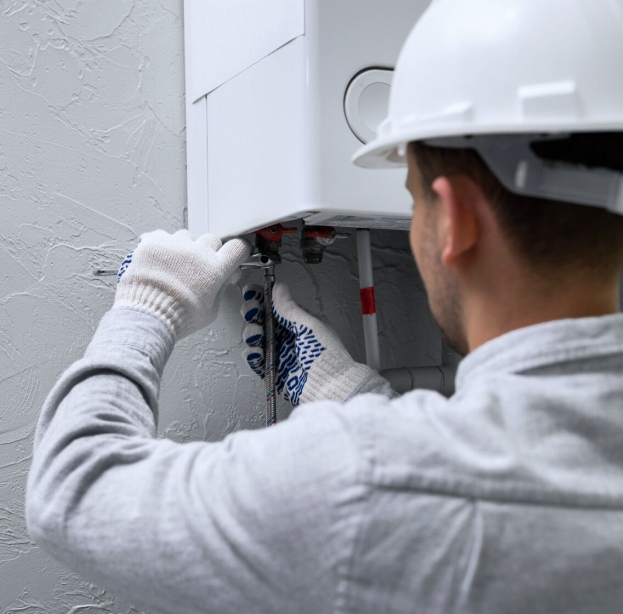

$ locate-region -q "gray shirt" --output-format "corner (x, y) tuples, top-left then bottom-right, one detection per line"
(26, 307), (623, 614)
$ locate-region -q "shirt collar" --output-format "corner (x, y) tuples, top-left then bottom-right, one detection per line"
(456, 313), (623, 390)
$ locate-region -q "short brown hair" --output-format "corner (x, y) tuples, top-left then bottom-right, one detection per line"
(411, 137), (623, 278)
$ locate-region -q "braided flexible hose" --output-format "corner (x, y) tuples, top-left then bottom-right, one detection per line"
(263, 266), (277, 426)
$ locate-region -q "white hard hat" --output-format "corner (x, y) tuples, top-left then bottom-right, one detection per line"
(353, 0), (623, 214)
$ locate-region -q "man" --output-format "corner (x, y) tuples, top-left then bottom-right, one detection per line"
(26, 0), (623, 613)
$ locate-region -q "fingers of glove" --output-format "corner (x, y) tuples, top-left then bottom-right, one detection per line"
(271, 282), (313, 330)
(138, 229), (169, 245)
(117, 231), (158, 281)
(123, 229), (186, 272)
(243, 284), (264, 303)
(243, 346), (265, 379)
(243, 323), (264, 348)
(227, 267), (243, 287)
(272, 281), (345, 356)
(216, 238), (253, 277)
(173, 229), (195, 242)
(241, 284), (265, 325)
(196, 233), (222, 252)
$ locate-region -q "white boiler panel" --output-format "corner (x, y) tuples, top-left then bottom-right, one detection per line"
(184, 0), (431, 238)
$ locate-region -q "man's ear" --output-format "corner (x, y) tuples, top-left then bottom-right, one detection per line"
(431, 175), (479, 268)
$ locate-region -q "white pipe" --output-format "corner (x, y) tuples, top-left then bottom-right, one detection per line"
(380, 366), (458, 397)
(356, 229), (381, 371)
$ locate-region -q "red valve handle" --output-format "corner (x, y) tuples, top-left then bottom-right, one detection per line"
(255, 224), (298, 243)
(302, 226), (336, 239)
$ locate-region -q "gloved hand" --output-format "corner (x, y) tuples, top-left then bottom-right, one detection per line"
(241, 282), (374, 406)
(114, 229), (252, 339)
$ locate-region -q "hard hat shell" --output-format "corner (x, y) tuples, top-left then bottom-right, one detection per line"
(353, 0), (623, 171)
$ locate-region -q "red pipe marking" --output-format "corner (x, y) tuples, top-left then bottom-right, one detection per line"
(360, 287), (376, 316)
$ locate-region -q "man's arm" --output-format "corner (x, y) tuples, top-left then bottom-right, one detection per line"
(26, 307), (368, 614)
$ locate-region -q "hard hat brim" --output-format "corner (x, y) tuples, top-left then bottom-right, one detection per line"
(352, 135), (408, 169)
(353, 121), (623, 169)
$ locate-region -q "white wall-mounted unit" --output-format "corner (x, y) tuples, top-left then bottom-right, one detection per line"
(184, 0), (431, 238)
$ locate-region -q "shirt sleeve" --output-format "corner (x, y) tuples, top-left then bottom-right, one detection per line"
(347, 371), (399, 399)
(26, 308), (369, 614)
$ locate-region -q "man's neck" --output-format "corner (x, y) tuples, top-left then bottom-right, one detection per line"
(465, 278), (621, 353)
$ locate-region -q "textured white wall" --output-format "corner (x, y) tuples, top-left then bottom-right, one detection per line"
(0, 1), (438, 612)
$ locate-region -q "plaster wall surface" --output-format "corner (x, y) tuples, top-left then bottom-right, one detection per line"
(0, 1), (439, 611)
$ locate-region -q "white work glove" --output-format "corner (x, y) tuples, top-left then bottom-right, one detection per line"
(114, 229), (252, 339)
(241, 282), (374, 406)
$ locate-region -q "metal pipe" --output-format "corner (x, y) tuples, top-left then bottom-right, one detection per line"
(240, 253), (279, 427)
(263, 265), (277, 426)
(356, 229), (381, 371)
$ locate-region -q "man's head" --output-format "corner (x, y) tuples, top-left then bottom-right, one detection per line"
(351, 0), (623, 352)
(406, 137), (623, 355)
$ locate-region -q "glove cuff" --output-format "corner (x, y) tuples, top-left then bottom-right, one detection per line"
(301, 353), (375, 404)
(113, 279), (186, 339)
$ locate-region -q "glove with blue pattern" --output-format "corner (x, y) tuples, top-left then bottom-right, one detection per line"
(241, 282), (374, 406)
(114, 229), (251, 340)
